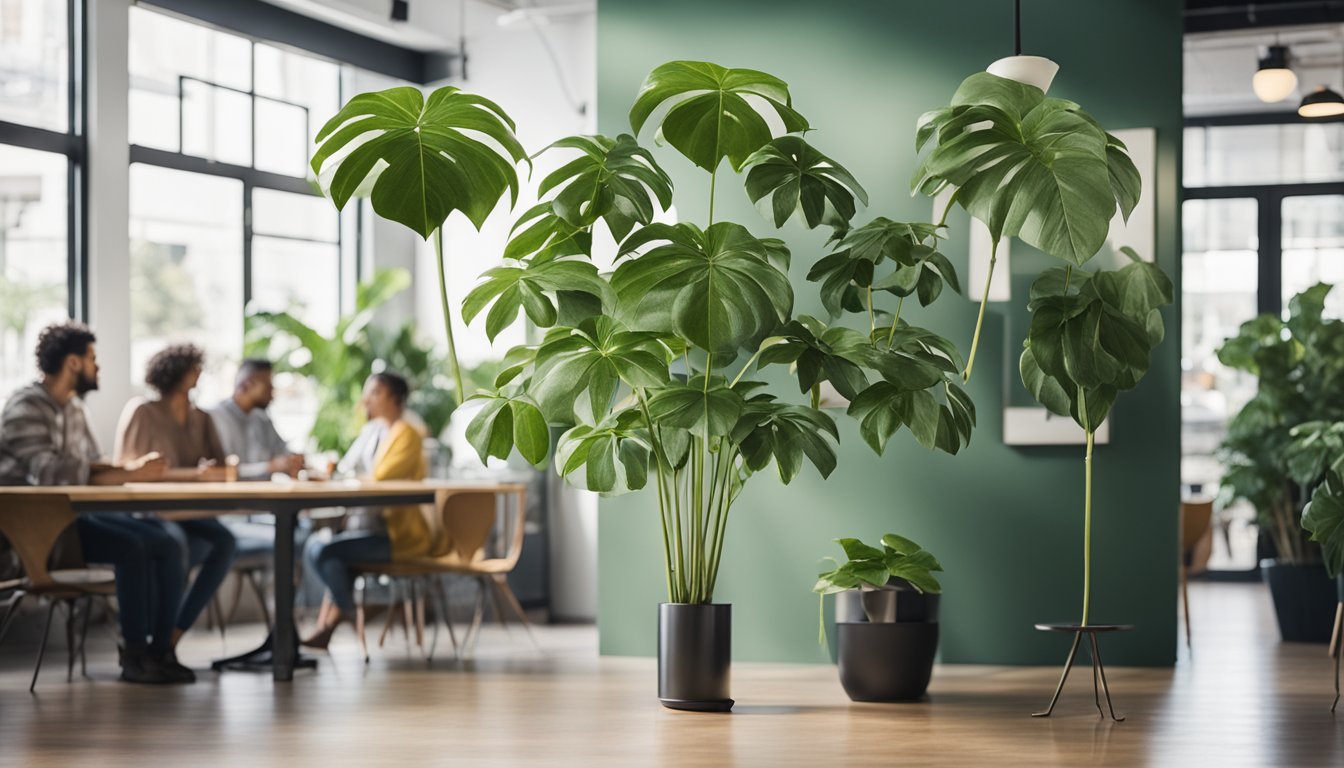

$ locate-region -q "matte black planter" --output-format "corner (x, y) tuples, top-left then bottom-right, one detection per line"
(1262, 560), (1338, 643)
(658, 603), (733, 712)
(837, 621), (939, 702)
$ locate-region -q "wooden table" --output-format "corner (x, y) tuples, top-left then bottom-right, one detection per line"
(0, 480), (525, 681)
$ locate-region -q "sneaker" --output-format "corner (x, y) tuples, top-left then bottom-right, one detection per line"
(149, 649), (197, 684)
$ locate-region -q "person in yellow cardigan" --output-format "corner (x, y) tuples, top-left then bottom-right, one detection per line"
(301, 371), (431, 649)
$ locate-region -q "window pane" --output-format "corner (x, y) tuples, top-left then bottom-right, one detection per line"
(1185, 124), (1344, 187)
(251, 237), (340, 334)
(254, 42), (339, 130)
(182, 80), (252, 167)
(1283, 195), (1344, 318)
(129, 164), (243, 404)
(0, 0), (68, 131)
(0, 144), (68, 396)
(1182, 197), (1260, 570)
(129, 7), (252, 153)
(254, 98), (308, 177)
(252, 188), (338, 242)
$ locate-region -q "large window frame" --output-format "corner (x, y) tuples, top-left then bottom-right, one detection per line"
(1185, 112), (1344, 316)
(128, 10), (354, 318)
(0, 0), (87, 320)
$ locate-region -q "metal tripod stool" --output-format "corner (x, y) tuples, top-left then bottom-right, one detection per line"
(1031, 623), (1132, 721)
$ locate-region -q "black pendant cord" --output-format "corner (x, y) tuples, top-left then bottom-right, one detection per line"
(1014, 0), (1022, 55)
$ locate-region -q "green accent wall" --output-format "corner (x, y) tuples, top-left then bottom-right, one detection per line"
(596, 0), (1182, 666)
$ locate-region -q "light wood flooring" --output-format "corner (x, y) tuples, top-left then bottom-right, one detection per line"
(1, 581), (1341, 767)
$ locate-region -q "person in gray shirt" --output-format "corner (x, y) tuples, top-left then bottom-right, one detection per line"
(205, 359), (303, 480)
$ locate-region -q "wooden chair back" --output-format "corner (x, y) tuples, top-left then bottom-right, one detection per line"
(1180, 500), (1214, 552)
(0, 495), (79, 588)
(437, 486), (527, 571)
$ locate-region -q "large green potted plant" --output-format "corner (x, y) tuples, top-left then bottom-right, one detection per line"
(912, 62), (1170, 715)
(454, 61), (974, 711)
(245, 267), (459, 452)
(1221, 283), (1344, 642)
(813, 534), (943, 701)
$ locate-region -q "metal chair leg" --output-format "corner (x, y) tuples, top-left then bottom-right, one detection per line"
(1333, 619), (1341, 713)
(78, 595), (92, 679)
(0, 591), (27, 646)
(412, 579), (428, 660)
(1088, 633), (1125, 722)
(429, 577), (458, 659)
(402, 580), (417, 657)
(247, 570), (273, 629)
(464, 579), (487, 655)
(65, 600), (78, 683)
(1032, 631), (1083, 718)
(355, 576), (370, 664)
(30, 601), (57, 693)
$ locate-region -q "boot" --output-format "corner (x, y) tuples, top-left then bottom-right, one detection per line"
(118, 646), (173, 685)
(149, 648), (197, 684)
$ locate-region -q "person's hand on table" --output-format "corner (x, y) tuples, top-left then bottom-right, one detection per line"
(195, 459), (231, 482)
(267, 454), (306, 478)
(124, 452), (167, 482)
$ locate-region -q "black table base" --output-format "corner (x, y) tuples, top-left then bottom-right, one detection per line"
(1031, 623), (1133, 721)
(210, 631), (318, 673)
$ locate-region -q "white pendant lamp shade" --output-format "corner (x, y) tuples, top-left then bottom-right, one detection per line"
(1299, 85), (1344, 118)
(987, 55), (1060, 93)
(1253, 45), (1297, 103)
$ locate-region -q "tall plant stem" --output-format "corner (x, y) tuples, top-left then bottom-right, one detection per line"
(1063, 265), (1073, 293)
(672, 466), (686, 602)
(937, 187), (960, 229)
(433, 228), (466, 399)
(867, 287), (875, 337)
(961, 239), (998, 383)
(885, 296), (906, 349)
(708, 169), (718, 227)
(640, 391), (678, 603)
(1082, 429), (1094, 627)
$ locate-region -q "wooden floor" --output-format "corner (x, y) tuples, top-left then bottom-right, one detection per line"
(1, 582), (1341, 767)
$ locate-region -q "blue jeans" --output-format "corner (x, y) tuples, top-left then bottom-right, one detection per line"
(76, 514), (184, 652)
(150, 518), (238, 632)
(303, 531), (390, 613)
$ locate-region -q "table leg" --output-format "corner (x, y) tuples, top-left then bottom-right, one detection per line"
(273, 508), (296, 682)
(1032, 631), (1083, 718)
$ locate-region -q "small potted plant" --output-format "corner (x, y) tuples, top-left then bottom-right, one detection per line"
(814, 534), (943, 702)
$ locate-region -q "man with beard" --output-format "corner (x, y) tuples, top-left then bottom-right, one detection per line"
(205, 359), (303, 480)
(0, 322), (195, 684)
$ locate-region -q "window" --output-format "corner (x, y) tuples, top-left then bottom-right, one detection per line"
(129, 164), (243, 404)
(128, 5), (365, 446)
(0, 0), (69, 132)
(1282, 195), (1344, 317)
(0, 145), (68, 396)
(1185, 124), (1344, 188)
(0, 0), (80, 397)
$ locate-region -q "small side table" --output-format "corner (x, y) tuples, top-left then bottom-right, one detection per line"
(1031, 623), (1133, 721)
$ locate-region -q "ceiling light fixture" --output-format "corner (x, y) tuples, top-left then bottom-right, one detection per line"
(986, 0), (1059, 93)
(1299, 84), (1344, 118)
(1253, 44), (1297, 102)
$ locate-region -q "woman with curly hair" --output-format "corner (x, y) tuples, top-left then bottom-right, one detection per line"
(115, 343), (238, 650)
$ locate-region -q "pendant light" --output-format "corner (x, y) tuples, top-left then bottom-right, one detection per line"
(1299, 45), (1344, 118)
(1253, 45), (1297, 103)
(986, 0), (1059, 92)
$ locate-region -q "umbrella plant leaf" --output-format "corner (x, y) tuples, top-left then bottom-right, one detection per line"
(741, 135), (868, 229)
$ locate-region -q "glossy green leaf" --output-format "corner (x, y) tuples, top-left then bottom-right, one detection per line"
(645, 376), (745, 438)
(464, 394), (549, 466)
(529, 317), (674, 423)
(732, 399), (840, 483)
(536, 134), (673, 241)
(741, 136), (868, 229)
(462, 255), (613, 341)
(555, 410), (651, 494)
(1303, 471), (1344, 577)
(312, 86), (528, 238)
(613, 222), (793, 353)
(629, 61), (809, 172)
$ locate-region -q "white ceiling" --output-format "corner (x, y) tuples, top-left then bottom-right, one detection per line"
(258, 0), (594, 53)
(1186, 24), (1344, 116)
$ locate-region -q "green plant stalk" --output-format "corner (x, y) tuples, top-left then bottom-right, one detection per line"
(1082, 428), (1094, 627)
(705, 445), (737, 595)
(433, 228), (467, 398)
(730, 348), (766, 387)
(672, 465), (686, 601)
(936, 187), (960, 229)
(961, 238), (998, 383)
(640, 390), (678, 603)
(867, 286), (875, 338)
(886, 296), (906, 349)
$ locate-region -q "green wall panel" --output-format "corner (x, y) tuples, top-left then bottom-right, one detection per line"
(595, 0), (1182, 666)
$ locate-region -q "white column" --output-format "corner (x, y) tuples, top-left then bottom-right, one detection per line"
(84, 0), (132, 450)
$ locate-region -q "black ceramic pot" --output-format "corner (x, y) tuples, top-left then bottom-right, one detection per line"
(836, 621), (939, 702)
(1262, 560), (1338, 643)
(658, 603), (733, 712)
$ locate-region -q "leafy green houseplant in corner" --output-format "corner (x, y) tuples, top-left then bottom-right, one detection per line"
(814, 534), (943, 701)
(1221, 283), (1344, 643)
(913, 57), (1171, 719)
(460, 61), (974, 711)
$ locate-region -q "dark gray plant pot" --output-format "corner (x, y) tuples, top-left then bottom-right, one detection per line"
(658, 603), (733, 712)
(836, 621), (939, 702)
(859, 585), (941, 623)
(1262, 559), (1338, 643)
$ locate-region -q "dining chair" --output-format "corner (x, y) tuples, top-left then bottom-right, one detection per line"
(353, 485), (531, 663)
(0, 496), (116, 691)
(1179, 499), (1215, 650)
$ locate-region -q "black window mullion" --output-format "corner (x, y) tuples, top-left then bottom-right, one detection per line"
(1257, 191), (1282, 317)
(243, 183), (254, 308)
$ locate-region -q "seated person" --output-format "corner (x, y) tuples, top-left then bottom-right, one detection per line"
(301, 371), (434, 649)
(115, 343), (237, 649)
(205, 359), (303, 480)
(0, 322), (193, 684)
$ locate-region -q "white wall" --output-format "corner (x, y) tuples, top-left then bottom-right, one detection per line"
(406, 4), (600, 622)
